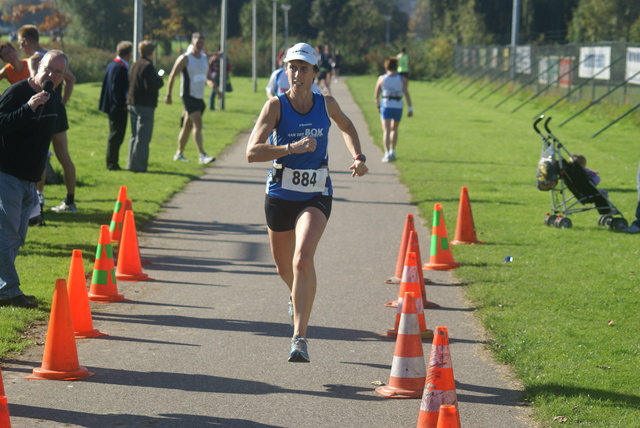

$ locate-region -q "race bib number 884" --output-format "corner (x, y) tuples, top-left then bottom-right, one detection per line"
(281, 168), (328, 193)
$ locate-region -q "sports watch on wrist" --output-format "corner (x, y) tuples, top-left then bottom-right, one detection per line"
(353, 153), (366, 162)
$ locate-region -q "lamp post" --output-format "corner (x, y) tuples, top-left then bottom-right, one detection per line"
(133, 0), (143, 61)
(384, 15), (391, 48)
(219, 0), (228, 110)
(272, 0), (277, 72)
(282, 3), (291, 50)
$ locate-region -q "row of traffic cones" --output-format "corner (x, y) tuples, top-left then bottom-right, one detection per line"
(18, 187), (151, 383)
(377, 292), (461, 427)
(375, 187), (482, 426)
(386, 186), (483, 284)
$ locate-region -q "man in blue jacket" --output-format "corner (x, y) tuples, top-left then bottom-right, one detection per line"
(99, 41), (133, 171)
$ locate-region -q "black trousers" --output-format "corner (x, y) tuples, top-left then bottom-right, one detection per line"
(106, 109), (128, 169)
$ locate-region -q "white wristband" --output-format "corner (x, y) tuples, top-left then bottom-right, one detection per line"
(408, 106), (413, 112)
(286, 143), (291, 154)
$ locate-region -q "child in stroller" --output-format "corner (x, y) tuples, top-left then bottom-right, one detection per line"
(534, 115), (627, 230)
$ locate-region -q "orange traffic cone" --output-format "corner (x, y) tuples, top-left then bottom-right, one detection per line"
(417, 326), (458, 428)
(382, 252), (433, 340)
(386, 231), (439, 309)
(109, 186), (127, 244)
(424, 204), (460, 271)
(67, 250), (107, 338)
(88, 225), (126, 302)
(385, 214), (415, 284)
(119, 199), (151, 266)
(451, 186), (483, 245)
(376, 292), (426, 398)
(116, 210), (150, 281)
(435, 405), (461, 428)
(0, 367), (5, 396)
(27, 279), (94, 381)
(0, 396), (10, 428)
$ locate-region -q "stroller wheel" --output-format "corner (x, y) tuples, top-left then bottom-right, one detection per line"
(555, 217), (572, 228)
(545, 214), (557, 226)
(598, 214), (612, 226)
(610, 218), (628, 231)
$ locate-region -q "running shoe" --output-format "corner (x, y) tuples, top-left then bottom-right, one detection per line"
(288, 336), (310, 363)
(51, 201), (77, 213)
(381, 154), (389, 163)
(288, 296), (294, 327)
(173, 153), (189, 162)
(199, 153), (216, 165)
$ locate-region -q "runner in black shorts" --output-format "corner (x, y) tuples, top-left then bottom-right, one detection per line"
(182, 93), (205, 115)
(246, 42), (368, 363)
(265, 195), (332, 232)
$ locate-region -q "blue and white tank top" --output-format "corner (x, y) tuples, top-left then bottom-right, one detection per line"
(266, 92), (332, 201)
(380, 74), (404, 109)
(181, 52), (208, 99)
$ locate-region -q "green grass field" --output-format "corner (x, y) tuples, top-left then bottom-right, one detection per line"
(1, 74), (638, 427)
(346, 76), (640, 427)
(0, 77), (267, 353)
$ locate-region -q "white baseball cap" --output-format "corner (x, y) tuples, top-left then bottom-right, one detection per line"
(283, 43), (318, 66)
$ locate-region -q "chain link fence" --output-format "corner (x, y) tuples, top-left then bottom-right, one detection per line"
(450, 42), (640, 135)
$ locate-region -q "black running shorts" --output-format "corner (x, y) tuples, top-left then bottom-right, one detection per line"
(182, 94), (205, 115)
(264, 194), (332, 232)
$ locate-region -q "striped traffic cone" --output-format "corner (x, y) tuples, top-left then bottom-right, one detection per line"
(424, 204), (460, 271)
(417, 326), (459, 428)
(386, 231), (438, 309)
(382, 252), (433, 340)
(27, 279), (94, 381)
(67, 250), (107, 338)
(376, 292), (426, 398)
(88, 225), (126, 302)
(385, 214), (415, 284)
(451, 186), (483, 245)
(109, 186), (127, 244)
(435, 405), (461, 428)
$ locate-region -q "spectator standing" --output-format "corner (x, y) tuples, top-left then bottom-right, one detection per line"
(622, 163), (640, 233)
(316, 44), (332, 95)
(332, 49), (342, 83)
(1, 42), (47, 225)
(126, 41), (164, 173)
(0, 50), (68, 308)
(164, 33), (215, 165)
(0, 42), (30, 84)
(397, 47), (409, 81)
(374, 56), (413, 162)
(17, 25), (78, 213)
(99, 41), (133, 171)
(207, 50), (223, 110)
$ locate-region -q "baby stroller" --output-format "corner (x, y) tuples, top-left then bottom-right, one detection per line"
(533, 116), (628, 230)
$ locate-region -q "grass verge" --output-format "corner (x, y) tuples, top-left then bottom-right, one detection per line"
(347, 76), (640, 427)
(0, 77), (267, 355)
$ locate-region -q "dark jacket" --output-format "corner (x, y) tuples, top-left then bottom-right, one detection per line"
(99, 58), (129, 114)
(0, 80), (63, 182)
(127, 57), (163, 108)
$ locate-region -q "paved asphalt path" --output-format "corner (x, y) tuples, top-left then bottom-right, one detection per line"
(2, 80), (535, 427)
